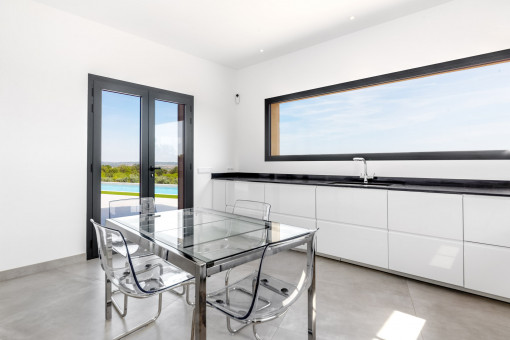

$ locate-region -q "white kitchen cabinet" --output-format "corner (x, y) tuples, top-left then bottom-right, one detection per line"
(388, 191), (463, 240)
(464, 195), (510, 248)
(272, 212), (316, 251)
(211, 178), (510, 301)
(265, 183), (316, 219)
(270, 212), (316, 230)
(212, 180), (227, 212)
(389, 231), (463, 286)
(225, 181), (265, 207)
(316, 186), (387, 229)
(318, 221), (388, 268)
(464, 242), (510, 298)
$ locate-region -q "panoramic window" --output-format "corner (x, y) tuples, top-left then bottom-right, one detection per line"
(266, 49), (510, 161)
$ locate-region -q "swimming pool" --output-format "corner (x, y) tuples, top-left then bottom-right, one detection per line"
(101, 182), (178, 196)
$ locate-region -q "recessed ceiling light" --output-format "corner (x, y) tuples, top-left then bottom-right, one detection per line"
(260, 49), (264, 53)
(349, 16), (355, 20)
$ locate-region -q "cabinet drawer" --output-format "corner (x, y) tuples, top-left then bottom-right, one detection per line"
(272, 213), (316, 251)
(388, 191), (463, 240)
(389, 231), (463, 286)
(316, 187), (387, 229)
(270, 212), (316, 230)
(464, 242), (510, 298)
(464, 195), (510, 247)
(226, 181), (265, 206)
(318, 221), (388, 268)
(212, 180), (226, 212)
(265, 183), (316, 219)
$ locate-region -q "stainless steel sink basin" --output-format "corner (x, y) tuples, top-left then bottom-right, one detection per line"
(327, 181), (391, 187)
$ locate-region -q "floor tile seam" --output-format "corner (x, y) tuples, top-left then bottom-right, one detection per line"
(405, 278), (426, 340)
(0, 270), (102, 302)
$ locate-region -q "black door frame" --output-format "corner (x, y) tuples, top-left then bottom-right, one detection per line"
(86, 74), (194, 259)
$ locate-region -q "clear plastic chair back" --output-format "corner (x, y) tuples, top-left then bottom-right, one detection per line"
(233, 200), (271, 221)
(207, 230), (316, 322)
(90, 219), (193, 297)
(109, 197), (156, 219)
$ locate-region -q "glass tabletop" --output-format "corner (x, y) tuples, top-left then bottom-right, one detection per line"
(107, 208), (312, 265)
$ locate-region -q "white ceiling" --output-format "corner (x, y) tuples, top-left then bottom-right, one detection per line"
(34, 0), (452, 69)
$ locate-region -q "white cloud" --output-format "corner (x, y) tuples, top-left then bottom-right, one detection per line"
(155, 121), (180, 162)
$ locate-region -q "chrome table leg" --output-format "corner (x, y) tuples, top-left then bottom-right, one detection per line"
(194, 263), (207, 340)
(307, 238), (316, 340)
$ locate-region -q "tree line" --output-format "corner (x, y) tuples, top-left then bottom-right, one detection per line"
(101, 164), (178, 184)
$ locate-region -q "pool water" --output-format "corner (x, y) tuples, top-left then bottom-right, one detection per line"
(101, 182), (178, 196)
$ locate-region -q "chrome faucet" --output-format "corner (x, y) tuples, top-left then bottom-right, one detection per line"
(353, 157), (374, 184)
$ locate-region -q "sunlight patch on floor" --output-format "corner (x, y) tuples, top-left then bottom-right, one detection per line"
(375, 310), (426, 340)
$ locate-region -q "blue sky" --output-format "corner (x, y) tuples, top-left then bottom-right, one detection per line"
(279, 61), (510, 155)
(101, 91), (179, 162)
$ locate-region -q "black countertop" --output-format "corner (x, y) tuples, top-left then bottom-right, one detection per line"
(211, 172), (510, 197)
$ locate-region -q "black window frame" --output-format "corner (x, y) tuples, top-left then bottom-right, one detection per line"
(86, 74), (194, 259)
(265, 48), (510, 162)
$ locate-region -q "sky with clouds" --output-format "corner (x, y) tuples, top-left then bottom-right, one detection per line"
(279, 61), (510, 155)
(101, 91), (179, 163)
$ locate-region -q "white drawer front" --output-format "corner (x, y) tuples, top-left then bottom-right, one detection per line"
(388, 191), (463, 240)
(226, 181), (265, 206)
(264, 183), (316, 219)
(465, 242), (510, 298)
(318, 221), (388, 268)
(388, 231), (463, 286)
(272, 213), (316, 251)
(212, 180), (226, 212)
(464, 195), (510, 247)
(270, 212), (316, 230)
(316, 187), (387, 229)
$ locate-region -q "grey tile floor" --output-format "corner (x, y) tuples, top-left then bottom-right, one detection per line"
(1, 253), (510, 340)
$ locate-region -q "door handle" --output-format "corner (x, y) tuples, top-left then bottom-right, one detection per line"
(149, 166), (161, 171)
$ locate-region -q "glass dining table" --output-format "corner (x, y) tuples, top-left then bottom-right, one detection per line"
(105, 207), (317, 340)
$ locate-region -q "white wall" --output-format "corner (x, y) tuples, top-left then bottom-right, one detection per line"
(234, 0), (510, 180)
(0, 0), (235, 271)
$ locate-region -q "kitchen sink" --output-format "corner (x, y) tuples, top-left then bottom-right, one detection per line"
(327, 181), (392, 187)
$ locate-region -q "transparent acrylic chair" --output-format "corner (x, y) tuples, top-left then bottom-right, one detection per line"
(203, 230), (317, 340)
(107, 197), (167, 315)
(91, 219), (194, 340)
(109, 197), (156, 219)
(233, 200), (271, 221)
(108, 197), (156, 258)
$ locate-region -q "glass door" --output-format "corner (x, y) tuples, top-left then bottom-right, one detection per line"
(87, 75), (193, 259)
(100, 90), (143, 224)
(149, 99), (182, 212)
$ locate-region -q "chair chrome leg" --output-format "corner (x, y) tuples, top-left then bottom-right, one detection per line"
(226, 317), (250, 334)
(224, 269), (253, 335)
(185, 284), (195, 306)
(253, 324), (262, 340)
(113, 293), (163, 340)
(190, 307), (195, 340)
(111, 289), (128, 317)
(168, 283), (194, 306)
(225, 268), (235, 306)
(169, 285), (186, 296)
(105, 275), (112, 320)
